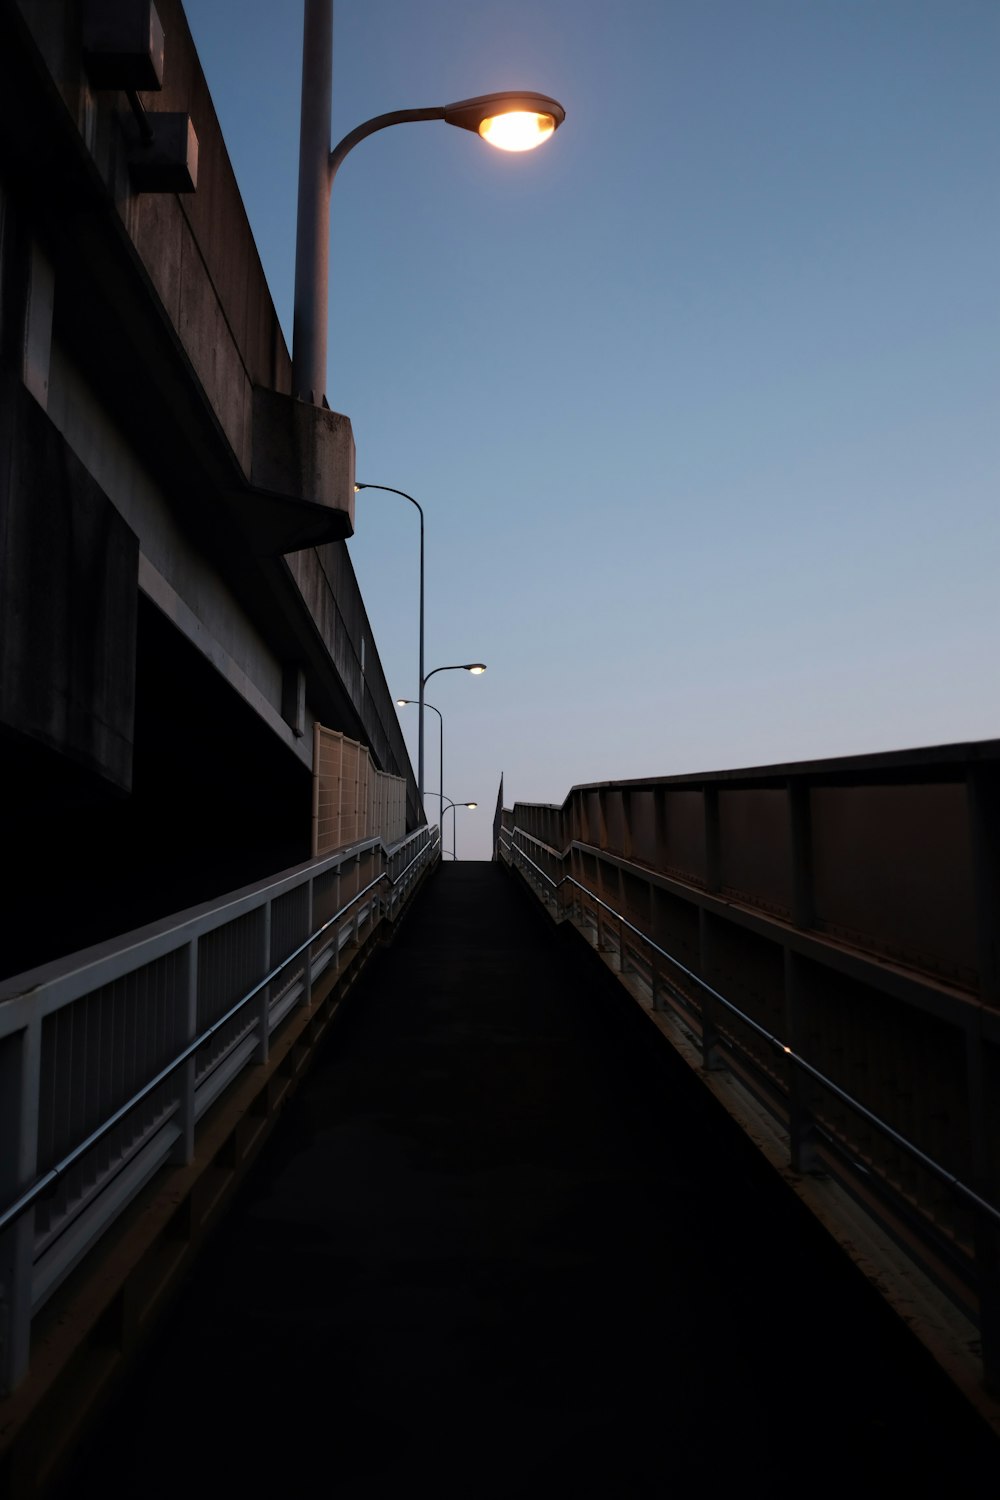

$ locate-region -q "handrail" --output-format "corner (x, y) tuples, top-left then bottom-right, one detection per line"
(504, 825), (1000, 1231)
(0, 827), (439, 1238)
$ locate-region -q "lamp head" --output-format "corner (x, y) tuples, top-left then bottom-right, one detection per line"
(396, 698), (412, 707)
(442, 92), (565, 153)
(465, 802), (478, 810)
(465, 663), (487, 675)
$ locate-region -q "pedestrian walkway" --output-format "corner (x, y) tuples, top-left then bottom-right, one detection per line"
(57, 862), (998, 1497)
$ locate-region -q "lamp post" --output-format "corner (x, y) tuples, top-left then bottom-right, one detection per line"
(422, 662), (486, 841)
(400, 667), (485, 842)
(397, 697), (442, 844)
(441, 798), (478, 861)
(356, 483), (425, 801)
(292, 0), (566, 403)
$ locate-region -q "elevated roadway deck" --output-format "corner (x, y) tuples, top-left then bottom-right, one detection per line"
(54, 863), (999, 1495)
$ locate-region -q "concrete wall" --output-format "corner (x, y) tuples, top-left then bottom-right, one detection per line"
(503, 740), (1000, 1377)
(0, 0), (421, 976)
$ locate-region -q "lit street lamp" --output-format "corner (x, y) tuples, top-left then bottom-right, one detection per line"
(400, 663), (486, 839)
(441, 798), (478, 861)
(356, 483), (425, 800)
(423, 664), (486, 838)
(292, 0), (566, 402)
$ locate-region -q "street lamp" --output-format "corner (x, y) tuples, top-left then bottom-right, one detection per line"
(399, 664), (486, 839)
(441, 798), (478, 861)
(356, 483), (425, 800)
(423, 663), (486, 835)
(293, 0), (566, 402)
(397, 697), (442, 844)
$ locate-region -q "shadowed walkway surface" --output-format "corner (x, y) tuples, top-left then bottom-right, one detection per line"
(59, 863), (998, 1496)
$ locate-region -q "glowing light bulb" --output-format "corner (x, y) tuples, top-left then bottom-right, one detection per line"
(478, 110), (556, 152)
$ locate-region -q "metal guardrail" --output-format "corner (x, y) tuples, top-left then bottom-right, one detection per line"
(499, 822), (1000, 1387)
(0, 823), (439, 1392)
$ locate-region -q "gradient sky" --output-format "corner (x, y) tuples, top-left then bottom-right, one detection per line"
(183, 0), (1000, 859)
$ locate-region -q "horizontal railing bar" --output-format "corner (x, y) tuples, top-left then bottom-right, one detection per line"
(0, 825), (437, 1021)
(0, 836), (437, 1236)
(506, 829), (1000, 1230)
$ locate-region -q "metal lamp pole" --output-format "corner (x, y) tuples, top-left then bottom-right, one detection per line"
(291, 0), (565, 404)
(357, 484), (425, 806)
(397, 696), (442, 843)
(421, 663), (486, 842)
(441, 798), (478, 861)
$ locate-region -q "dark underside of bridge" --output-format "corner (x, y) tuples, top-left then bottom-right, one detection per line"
(54, 863), (998, 1498)
(1, 597), (311, 978)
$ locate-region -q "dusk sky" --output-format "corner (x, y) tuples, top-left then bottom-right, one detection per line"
(184, 0), (999, 859)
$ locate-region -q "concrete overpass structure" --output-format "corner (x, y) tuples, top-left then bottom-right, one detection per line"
(0, 0), (421, 984)
(2, 2), (999, 1491)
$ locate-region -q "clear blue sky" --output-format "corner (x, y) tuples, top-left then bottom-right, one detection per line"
(183, 0), (999, 859)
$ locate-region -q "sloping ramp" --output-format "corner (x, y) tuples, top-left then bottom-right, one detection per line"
(58, 862), (998, 1495)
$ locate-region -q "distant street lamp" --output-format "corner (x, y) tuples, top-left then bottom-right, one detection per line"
(292, 0), (566, 402)
(400, 665), (485, 841)
(397, 697), (442, 843)
(423, 663), (485, 833)
(441, 798), (478, 861)
(356, 483), (425, 800)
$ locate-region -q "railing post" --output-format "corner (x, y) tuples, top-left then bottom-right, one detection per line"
(557, 869), (571, 923)
(965, 763), (1000, 1390)
(704, 785), (721, 896)
(784, 951), (819, 1174)
(302, 878), (314, 1008)
(973, 1193), (1000, 1397)
(330, 867), (342, 972)
(257, 902), (271, 1065)
(171, 940), (198, 1166)
(351, 855), (361, 946)
(698, 908), (723, 1071)
(648, 885), (662, 1011)
(788, 779), (814, 931)
(0, 1016), (41, 1392)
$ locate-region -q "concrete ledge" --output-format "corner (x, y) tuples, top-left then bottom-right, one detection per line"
(243, 389), (355, 553)
(124, 113), (198, 195)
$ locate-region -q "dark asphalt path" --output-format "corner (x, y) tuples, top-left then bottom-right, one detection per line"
(59, 862), (998, 1497)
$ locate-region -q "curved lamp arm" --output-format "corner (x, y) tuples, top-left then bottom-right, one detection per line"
(329, 108), (446, 183)
(423, 662), (486, 687)
(329, 91), (564, 182)
(440, 797), (478, 861)
(398, 696), (443, 838)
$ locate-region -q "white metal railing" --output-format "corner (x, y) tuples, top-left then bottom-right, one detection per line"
(499, 821), (1000, 1388)
(0, 823), (438, 1391)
